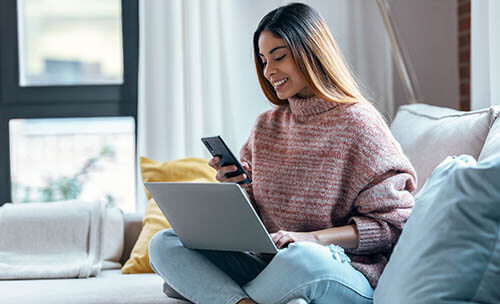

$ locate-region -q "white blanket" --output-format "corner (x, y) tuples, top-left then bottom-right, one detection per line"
(0, 200), (116, 279)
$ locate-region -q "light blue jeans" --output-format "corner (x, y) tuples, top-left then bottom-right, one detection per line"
(149, 228), (373, 304)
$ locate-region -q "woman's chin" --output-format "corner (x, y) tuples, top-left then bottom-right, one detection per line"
(276, 91), (290, 100)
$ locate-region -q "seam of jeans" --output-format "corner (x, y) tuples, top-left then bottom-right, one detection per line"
(225, 294), (247, 304)
(272, 276), (373, 304)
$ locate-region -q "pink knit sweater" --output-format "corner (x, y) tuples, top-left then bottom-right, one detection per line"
(239, 95), (416, 287)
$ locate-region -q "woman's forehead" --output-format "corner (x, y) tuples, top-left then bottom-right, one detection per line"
(258, 31), (287, 55)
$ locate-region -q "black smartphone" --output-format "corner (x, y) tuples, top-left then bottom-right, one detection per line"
(201, 135), (252, 184)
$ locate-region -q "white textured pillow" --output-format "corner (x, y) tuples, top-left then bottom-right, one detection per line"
(101, 205), (124, 269)
(390, 103), (496, 192)
(374, 155), (500, 303)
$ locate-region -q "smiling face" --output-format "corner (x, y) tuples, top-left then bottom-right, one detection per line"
(258, 31), (313, 100)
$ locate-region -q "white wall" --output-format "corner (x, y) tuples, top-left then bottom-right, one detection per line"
(390, 0), (459, 111)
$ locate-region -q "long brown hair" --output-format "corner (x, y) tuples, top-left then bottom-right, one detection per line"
(253, 3), (368, 105)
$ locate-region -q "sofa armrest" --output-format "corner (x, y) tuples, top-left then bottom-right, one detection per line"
(120, 212), (143, 265)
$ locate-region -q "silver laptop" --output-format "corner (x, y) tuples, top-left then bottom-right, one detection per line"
(144, 182), (279, 254)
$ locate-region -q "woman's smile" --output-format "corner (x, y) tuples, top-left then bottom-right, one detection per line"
(272, 77), (289, 91)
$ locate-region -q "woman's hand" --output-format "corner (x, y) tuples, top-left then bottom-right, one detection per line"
(208, 156), (250, 183)
(270, 230), (317, 248)
(274, 225), (359, 249)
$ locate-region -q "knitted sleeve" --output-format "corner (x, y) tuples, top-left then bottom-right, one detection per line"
(345, 105), (417, 255)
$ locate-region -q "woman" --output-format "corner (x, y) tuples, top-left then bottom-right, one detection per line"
(149, 3), (416, 304)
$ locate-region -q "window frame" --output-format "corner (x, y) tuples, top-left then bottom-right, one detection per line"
(0, 0), (138, 206)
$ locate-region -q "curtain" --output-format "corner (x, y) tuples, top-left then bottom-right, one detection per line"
(471, 0), (500, 110)
(136, 0), (392, 210)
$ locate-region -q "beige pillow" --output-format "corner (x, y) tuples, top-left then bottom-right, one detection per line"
(390, 103), (496, 193)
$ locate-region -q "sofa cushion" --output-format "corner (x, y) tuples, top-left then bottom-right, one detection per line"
(0, 270), (188, 304)
(390, 103), (496, 192)
(121, 157), (217, 274)
(374, 155), (500, 303)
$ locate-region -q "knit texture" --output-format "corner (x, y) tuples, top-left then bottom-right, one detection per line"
(240, 95), (417, 288)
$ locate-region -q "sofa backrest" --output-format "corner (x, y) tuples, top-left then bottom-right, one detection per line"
(120, 212), (143, 265)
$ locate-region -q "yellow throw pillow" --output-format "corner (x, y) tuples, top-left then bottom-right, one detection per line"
(121, 156), (217, 274)
(140, 156), (218, 200)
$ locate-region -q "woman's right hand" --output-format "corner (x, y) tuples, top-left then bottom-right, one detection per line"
(208, 156), (250, 183)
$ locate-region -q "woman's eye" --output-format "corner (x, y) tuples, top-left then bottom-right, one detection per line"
(275, 54), (286, 61)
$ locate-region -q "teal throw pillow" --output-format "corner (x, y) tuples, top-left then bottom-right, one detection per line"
(374, 155), (500, 303)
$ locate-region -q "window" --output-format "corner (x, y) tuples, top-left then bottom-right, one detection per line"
(18, 0), (124, 86)
(10, 117), (136, 212)
(0, 0), (138, 209)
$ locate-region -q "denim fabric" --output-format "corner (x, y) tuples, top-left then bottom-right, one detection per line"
(149, 228), (373, 304)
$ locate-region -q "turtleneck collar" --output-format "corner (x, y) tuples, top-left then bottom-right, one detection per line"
(287, 95), (338, 118)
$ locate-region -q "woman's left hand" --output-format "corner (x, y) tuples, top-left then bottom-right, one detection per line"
(270, 230), (317, 248)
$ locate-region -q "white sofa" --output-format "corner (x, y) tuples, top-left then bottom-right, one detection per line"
(0, 103), (499, 304)
(0, 212), (188, 304)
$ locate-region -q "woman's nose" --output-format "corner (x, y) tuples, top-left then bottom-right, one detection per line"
(264, 63), (276, 80)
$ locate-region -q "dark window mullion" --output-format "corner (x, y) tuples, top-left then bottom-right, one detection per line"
(3, 102), (123, 119)
(121, 0), (139, 105)
(8, 85), (122, 104)
(0, 115), (10, 205)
